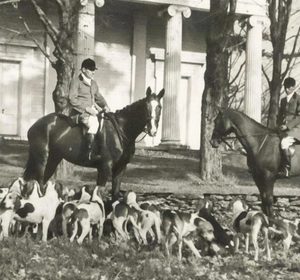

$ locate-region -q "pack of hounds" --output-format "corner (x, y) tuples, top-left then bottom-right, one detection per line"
(0, 177), (300, 261)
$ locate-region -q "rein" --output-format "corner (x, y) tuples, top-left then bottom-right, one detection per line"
(101, 113), (127, 148)
(220, 132), (277, 156)
(135, 131), (148, 143)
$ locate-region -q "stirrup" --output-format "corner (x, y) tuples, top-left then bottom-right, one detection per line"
(284, 167), (290, 178)
(88, 152), (101, 161)
(277, 167), (290, 179)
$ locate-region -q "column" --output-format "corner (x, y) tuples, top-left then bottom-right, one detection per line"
(132, 14), (147, 102)
(160, 5), (191, 146)
(244, 15), (270, 122)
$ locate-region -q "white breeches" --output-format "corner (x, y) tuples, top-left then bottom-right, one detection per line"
(87, 115), (99, 134)
(281, 136), (295, 150)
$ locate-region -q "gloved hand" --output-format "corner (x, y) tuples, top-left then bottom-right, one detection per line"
(103, 105), (111, 113)
(85, 106), (98, 116)
(79, 112), (90, 123)
(279, 124), (288, 131)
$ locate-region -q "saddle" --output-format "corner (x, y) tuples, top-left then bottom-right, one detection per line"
(67, 112), (105, 135)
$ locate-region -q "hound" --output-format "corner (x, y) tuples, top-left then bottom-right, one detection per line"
(8, 177), (26, 195)
(198, 198), (234, 254)
(124, 191), (161, 244)
(14, 180), (43, 236)
(21, 180), (43, 200)
(61, 185), (95, 237)
(162, 210), (215, 260)
(106, 200), (141, 242)
(0, 179), (39, 239)
(0, 190), (21, 240)
(69, 186), (105, 244)
(268, 217), (300, 253)
(229, 199), (271, 261)
(10, 180), (63, 242)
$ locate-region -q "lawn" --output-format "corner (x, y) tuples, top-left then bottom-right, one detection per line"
(1, 141), (300, 279)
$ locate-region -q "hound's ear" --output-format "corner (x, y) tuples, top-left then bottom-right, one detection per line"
(123, 190), (130, 203)
(158, 88), (165, 99)
(14, 195), (21, 211)
(146, 87), (152, 97)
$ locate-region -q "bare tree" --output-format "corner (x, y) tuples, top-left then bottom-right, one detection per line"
(9, 0), (83, 179)
(200, 0), (237, 180)
(265, 0), (298, 128)
(22, 0), (81, 113)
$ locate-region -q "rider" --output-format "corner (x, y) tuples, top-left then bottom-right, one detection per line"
(69, 58), (111, 161)
(277, 77), (300, 177)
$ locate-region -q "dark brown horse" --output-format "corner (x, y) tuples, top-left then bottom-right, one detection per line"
(210, 108), (300, 217)
(23, 87), (164, 201)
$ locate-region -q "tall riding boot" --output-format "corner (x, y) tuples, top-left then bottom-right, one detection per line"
(86, 134), (101, 161)
(283, 148), (292, 178)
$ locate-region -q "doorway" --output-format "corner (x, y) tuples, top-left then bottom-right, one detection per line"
(0, 61), (20, 135)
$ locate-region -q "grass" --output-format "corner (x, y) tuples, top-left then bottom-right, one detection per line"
(1, 141), (299, 197)
(1, 236), (300, 279)
(1, 141), (300, 279)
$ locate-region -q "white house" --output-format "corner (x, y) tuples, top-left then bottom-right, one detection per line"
(0, 0), (268, 149)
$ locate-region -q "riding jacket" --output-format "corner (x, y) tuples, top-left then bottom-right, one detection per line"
(277, 92), (300, 140)
(68, 74), (108, 116)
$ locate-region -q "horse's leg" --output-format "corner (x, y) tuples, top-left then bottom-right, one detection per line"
(43, 151), (63, 184)
(23, 146), (48, 188)
(111, 170), (125, 202)
(96, 163), (112, 200)
(252, 173), (275, 217)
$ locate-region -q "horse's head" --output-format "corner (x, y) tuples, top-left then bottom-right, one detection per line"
(144, 87), (165, 137)
(210, 108), (234, 148)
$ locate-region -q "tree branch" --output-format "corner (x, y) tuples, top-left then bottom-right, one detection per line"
(10, 5), (56, 65)
(0, 0), (20, 5)
(282, 25), (300, 78)
(29, 0), (65, 60)
(229, 61), (245, 86)
(262, 64), (271, 87)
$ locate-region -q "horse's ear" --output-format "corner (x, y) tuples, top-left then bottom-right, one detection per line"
(146, 87), (152, 97)
(157, 88), (165, 99)
(216, 106), (224, 114)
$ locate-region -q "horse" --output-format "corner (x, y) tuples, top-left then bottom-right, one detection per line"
(23, 87), (164, 201)
(210, 108), (300, 217)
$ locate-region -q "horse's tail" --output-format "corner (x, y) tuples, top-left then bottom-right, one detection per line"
(23, 146), (39, 182)
(23, 116), (52, 183)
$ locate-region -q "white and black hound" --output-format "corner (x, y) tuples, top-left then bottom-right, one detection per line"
(69, 186), (105, 244)
(10, 180), (63, 242)
(162, 210), (214, 260)
(229, 199), (271, 261)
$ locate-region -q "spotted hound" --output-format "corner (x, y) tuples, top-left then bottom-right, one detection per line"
(229, 198), (271, 261)
(162, 210), (214, 260)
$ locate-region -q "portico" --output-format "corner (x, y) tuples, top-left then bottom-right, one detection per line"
(73, 0), (269, 148)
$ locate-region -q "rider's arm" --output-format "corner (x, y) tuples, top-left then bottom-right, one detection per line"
(92, 81), (110, 112)
(69, 77), (85, 113)
(286, 95), (300, 129)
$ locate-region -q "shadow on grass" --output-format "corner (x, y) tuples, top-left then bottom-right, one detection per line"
(0, 143), (28, 167)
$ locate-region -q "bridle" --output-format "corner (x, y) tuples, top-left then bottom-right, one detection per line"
(135, 101), (162, 143)
(215, 132), (275, 156)
(135, 129), (148, 143)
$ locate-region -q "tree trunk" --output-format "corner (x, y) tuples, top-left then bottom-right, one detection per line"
(199, 0), (236, 180)
(52, 57), (76, 181)
(22, 1), (83, 182)
(267, 0), (292, 128)
(50, 17), (78, 182)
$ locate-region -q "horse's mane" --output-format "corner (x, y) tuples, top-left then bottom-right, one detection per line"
(225, 108), (278, 134)
(114, 97), (147, 116)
